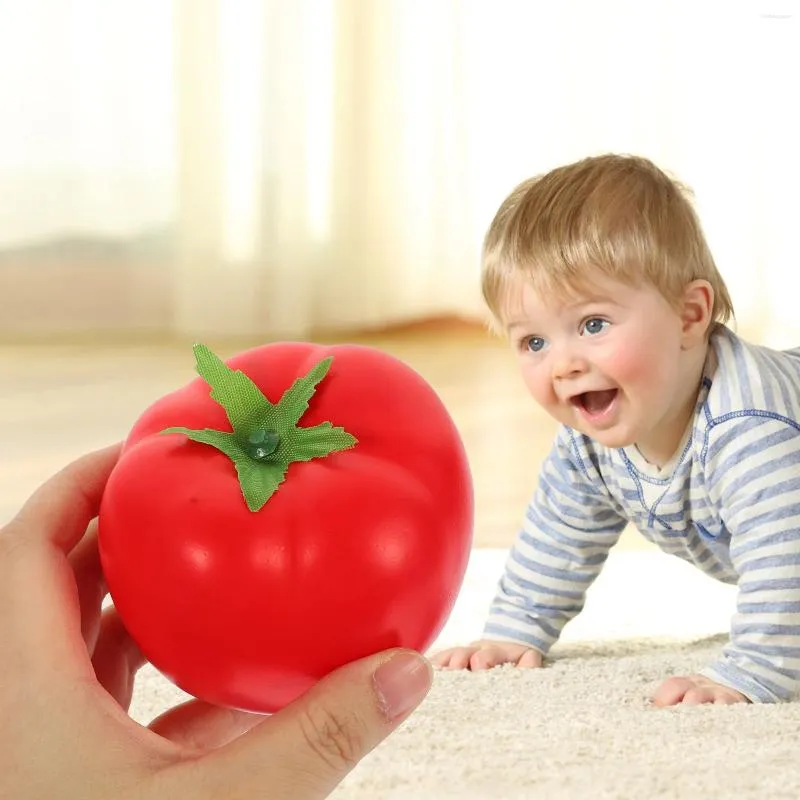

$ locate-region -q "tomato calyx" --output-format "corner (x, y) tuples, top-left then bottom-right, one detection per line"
(245, 428), (281, 460)
(160, 344), (358, 512)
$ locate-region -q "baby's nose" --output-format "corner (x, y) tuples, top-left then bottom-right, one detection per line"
(552, 348), (588, 380)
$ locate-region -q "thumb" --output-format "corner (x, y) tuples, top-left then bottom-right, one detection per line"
(193, 648), (433, 800)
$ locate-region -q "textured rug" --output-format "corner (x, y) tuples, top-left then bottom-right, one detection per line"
(129, 551), (800, 799)
(129, 635), (800, 800)
(334, 635), (800, 800)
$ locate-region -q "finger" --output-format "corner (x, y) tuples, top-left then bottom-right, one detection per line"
(469, 650), (498, 670)
(439, 648), (475, 670)
(91, 607), (146, 711)
(516, 649), (543, 669)
(5, 443), (122, 553)
(714, 692), (744, 705)
(682, 675), (749, 705)
(469, 647), (512, 670)
(67, 520), (107, 652)
(651, 676), (693, 707)
(680, 686), (715, 705)
(428, 649), (453, 668)
(150, 700), (263, 751)
(194, 649), (432, 800)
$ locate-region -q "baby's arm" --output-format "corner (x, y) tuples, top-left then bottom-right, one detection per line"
(682, 415), (800, 702)
(432, 429), (627, 670)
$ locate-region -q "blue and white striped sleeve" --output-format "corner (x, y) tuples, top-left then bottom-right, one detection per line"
(700, 414), (800, 702)
(482, 429), (628, 654)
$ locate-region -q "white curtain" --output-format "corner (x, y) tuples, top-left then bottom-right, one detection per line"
(2, 1), (798, 345)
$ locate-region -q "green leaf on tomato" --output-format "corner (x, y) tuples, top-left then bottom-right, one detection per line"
(161, 344), (357, 511)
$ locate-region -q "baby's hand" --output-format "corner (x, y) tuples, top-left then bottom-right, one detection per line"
(651, 674), (750, 706)
(430, 640), (543, 670)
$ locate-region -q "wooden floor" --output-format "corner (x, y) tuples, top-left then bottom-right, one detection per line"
(1, 323), (647, 550)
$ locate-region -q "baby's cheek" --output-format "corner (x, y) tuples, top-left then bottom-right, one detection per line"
(520, 364), (553, 406)
(604, 339), (661, 384)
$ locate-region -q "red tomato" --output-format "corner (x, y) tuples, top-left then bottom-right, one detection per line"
(98, 341), (473, 713)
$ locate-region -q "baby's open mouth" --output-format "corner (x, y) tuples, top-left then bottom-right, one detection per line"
(572, 389), (618, 416)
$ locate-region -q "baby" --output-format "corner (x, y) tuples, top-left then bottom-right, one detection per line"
(433, 154), (800, 705)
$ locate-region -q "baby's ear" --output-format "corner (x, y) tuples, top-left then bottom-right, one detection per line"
(680, 280), (714, 348)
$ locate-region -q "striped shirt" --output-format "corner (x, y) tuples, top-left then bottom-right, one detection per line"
(483, 325), (800, 702)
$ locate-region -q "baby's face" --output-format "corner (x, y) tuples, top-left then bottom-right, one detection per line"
(499, 272), (696, 463)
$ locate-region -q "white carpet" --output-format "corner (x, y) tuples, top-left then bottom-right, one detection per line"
(130, 550), (800, 799)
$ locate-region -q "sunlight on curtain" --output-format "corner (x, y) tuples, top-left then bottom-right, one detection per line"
(0, 0), (175, 246)
(173, 0), (479, 338)
(1, 1), (798, 343)
(219, 0), (265, 262)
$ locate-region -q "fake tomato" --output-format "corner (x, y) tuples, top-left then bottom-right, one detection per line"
(98, 341), (473, 713)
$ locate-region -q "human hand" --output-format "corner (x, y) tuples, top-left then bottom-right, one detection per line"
(0, 444), (433, 800)
(651, 674), (750, 706)
(431, 639), (543, 670)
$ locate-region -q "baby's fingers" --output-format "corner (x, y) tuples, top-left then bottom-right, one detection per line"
(679, 685), (718, 706)
(431, 641), (542, 671)
(651, 676), (694, 706)
(430, 647), (477, 670)
(682, 683), (747, 706)
(651, 674), (749, 707)
(468, 647), (502, 670)
(470, 645), (541, 670)
(516, 648), (544, 668)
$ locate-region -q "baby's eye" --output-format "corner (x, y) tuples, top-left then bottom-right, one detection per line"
(523, 336), (546, 353)
(581, 318), (609, 336)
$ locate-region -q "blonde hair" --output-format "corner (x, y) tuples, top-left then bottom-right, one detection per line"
(481, 154), (734, 329)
